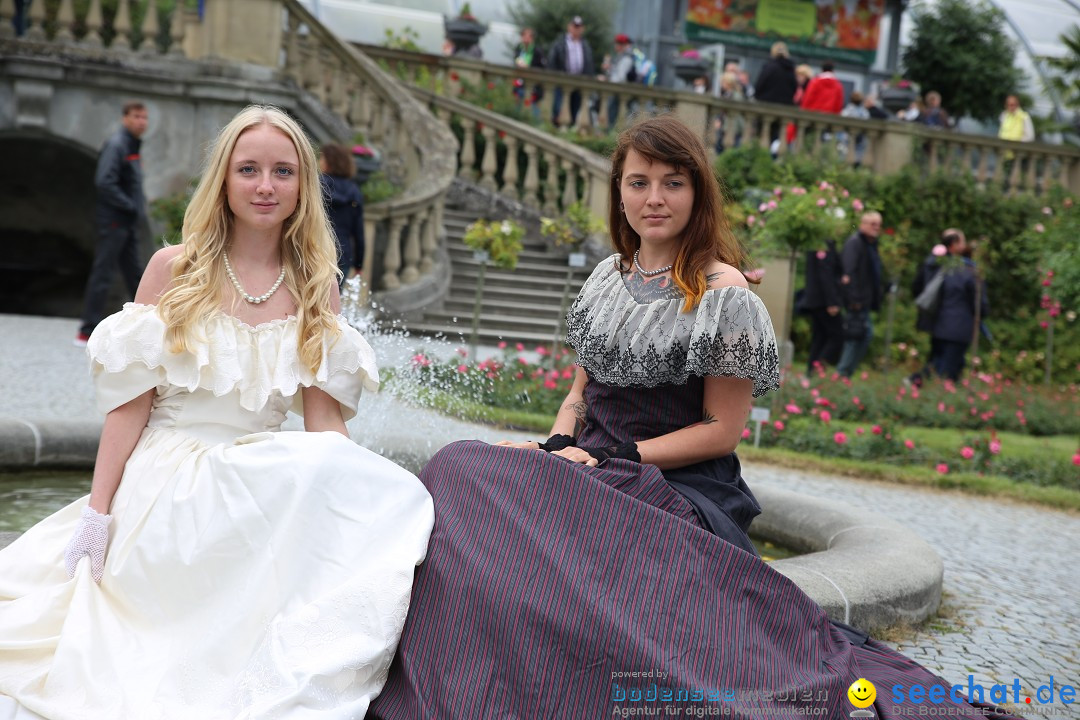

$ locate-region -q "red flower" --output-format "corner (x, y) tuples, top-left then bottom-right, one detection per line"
(871, 425), (883, 435)
(936, 463), (949, 474)
(741, 427), (752, 440)
(884, 227), (896, 236)
(487, 81), (496, 91)
(833, 432), (848, 445)
(960, 447), (975, 460)
(450, 72), (460, 82)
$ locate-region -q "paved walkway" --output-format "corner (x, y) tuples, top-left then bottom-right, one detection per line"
(3, 312), (1078, 709)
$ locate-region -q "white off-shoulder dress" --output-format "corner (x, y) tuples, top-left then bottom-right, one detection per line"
(0, 303), (435, 720)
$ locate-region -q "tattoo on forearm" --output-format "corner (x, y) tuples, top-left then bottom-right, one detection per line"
(565, 401), (588, 437)
(624, 271), (683, 302)
(687, 411), (718, 429)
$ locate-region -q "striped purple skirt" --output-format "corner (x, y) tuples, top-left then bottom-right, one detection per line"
(369, 441), (1022, 719)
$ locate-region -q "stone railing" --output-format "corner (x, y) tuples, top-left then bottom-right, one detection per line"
(415, 88), (611, 222)
(280, 0), (458, 315)
(0, 0), (188, 53)
(360, 43), (1080, 196)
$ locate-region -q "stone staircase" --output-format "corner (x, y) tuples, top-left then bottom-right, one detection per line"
(402, 207), (596, 346)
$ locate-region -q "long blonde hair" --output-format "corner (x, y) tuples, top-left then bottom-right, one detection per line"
(157, 105), (340, 374)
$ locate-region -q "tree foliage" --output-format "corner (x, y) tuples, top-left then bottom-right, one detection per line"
(1043, 25), (1080, 112)
(901, 0), (1025, 122)
(506, 0), (618, 63)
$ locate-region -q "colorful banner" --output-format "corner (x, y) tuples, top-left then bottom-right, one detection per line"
(684, 0), (886, 66)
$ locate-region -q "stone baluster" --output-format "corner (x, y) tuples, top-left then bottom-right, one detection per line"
(419, 207), (438, 275)
(329, 67), (347, 116)
(0, 0), (14, 40)
(83, 0), (104, 47)
(369, 97), (386, 145)
(112, 0), (133, 50)
(556, 83), (573, 128)
(990, 149), (1005, 186)
(24, 0), (45, 40)
(457, 117), (477, 180)
(522, 142), (541, 209)
(538, 81), (555, 125)
(1006, 152), (1022, 192)
(542, 150), (560, 215)
(1059, 156), (1072, 190)
(381, 217), (407, 291)
(139, 0), (160, 54)
(361, 216), (378, 299)
(597, 91), (612, 130)
(284, 14), (302, 83)
(1027, 152), (1040, 193)
(756, 113), (771, 149)
(561, 159), (578, 211)
(302, 36), (322, 96)
(168, 1), (186, 56)
(723, 114), (736, 153)
(927, 139), (939, 174)
(775, 118), (790, 157)
(960, 145), (975, 181)
(400, 214), (423, 285)
(975, 147), (990, 185)
(54, 0), (77, 43)
(478, 125), (499, 191)
(349, 81), (372, 130)
(501, 135), (520, 202)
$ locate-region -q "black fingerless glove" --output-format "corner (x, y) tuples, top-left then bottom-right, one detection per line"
(538, 434), (576, 452)
(580, 441), (641, 464)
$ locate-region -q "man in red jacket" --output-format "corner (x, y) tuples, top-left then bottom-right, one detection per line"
(800, 61), (843, 115)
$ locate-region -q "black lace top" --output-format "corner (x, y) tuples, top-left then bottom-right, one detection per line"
(565, 255), (780, 397)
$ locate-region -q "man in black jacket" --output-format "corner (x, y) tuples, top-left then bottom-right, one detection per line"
(547, 16), (595, 126)
(801, 238), (845, 373)
(76, 102), (149, 345)
(753, 41), (797, 146)
(836, 211), (884, 378)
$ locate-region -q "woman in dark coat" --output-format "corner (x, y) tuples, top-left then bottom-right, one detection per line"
(318, 142), (365, 286)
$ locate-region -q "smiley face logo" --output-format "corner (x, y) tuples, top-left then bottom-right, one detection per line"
(847, 678), (876, 708)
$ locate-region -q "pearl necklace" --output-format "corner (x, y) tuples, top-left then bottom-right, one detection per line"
(633, 249), (673, 277)
(223, 252), (286, 304)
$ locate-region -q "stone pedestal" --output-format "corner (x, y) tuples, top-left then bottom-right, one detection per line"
(187, 0), (283, 67)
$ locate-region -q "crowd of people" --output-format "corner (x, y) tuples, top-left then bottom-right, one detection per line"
(799, 211), (989, 383)
(0, 105), (1025, 719)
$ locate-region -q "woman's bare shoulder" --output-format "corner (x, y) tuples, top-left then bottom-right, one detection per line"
(704, 261), (748, 290)
(135, 245), (185, 304)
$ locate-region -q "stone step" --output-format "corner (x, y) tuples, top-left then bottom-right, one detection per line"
(446, 253), (593, 281)
(441, 297), (569, 320)
(402, 320), (562, 346)
(422, 310), (563, 333)
(450, 268), (582, 294)
(446, 243), (575, 266)
(446, 284), (572, 304)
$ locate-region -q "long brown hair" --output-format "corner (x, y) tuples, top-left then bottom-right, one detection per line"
(609, 114), (744, 313)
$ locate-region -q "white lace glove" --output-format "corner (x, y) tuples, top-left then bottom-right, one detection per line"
(64, 506), (112, 583)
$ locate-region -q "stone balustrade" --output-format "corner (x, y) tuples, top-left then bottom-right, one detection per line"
(280, 0), (458, 314)
(0, 0), (188, 54)
(416, 89), (611, 222)
(361, 43), (1080, 196)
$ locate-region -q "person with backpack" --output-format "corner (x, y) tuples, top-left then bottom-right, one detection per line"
(907, 229), (988, 386)
(603, 34), (654, 129)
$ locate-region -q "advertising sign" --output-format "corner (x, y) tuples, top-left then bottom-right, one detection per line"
(684, 0), (886, 66)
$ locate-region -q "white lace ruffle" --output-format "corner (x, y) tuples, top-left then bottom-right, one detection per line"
(87, 303), (379, 414)
(566, 255), (781, 397)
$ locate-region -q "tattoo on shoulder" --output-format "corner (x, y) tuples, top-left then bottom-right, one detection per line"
(624, 271), (683, 302)
(705, 271), (723, 286)
(701, 411), (717, 425)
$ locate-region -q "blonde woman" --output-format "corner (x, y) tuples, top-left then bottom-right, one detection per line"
(0, 105), (434, 718)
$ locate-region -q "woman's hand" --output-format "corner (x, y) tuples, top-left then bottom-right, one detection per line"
(550, 447), (599, 466)
(64, 507), (112, 583)
(494, 440), (540, 450)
